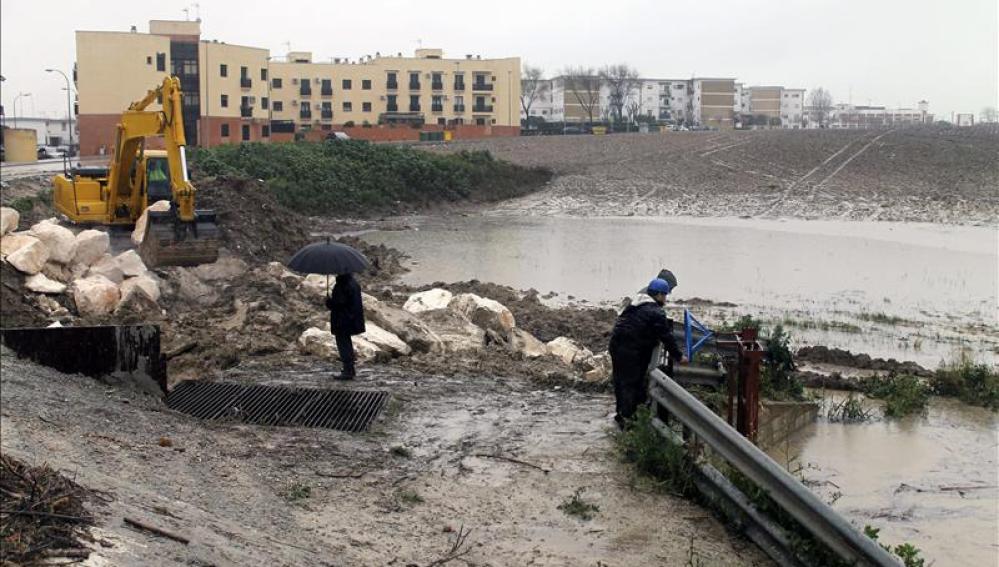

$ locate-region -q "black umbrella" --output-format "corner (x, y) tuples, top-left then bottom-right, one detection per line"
(287, 239), (370, 296)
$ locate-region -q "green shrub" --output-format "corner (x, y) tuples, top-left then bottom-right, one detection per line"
(931, 353), (999, 410)
(190, 140), (550, 217)
(614, 408), (695, 497)
(558, 488), (599, 520)
(861, 374), (930, 417)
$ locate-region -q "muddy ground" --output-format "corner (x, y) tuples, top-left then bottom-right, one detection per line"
(1, 349), (770, 566)
(428, 127), (999, 224)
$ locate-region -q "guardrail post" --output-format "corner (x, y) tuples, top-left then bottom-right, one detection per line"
(720, 327), (765, 443)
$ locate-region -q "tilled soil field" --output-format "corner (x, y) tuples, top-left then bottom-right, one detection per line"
(428, 127), (999, 224)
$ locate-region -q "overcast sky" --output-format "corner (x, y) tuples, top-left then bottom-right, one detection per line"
(2, 0), (996, 120)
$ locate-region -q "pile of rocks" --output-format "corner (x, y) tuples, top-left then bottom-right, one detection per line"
(296, 286), (611, 383)
(1, 207), (162, 320)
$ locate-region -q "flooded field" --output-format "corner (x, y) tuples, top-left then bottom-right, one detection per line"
(363, 214), (999, 366)
(768, 392), (999, 567)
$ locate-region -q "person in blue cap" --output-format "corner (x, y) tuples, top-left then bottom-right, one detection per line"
(609, 277), (684, 428)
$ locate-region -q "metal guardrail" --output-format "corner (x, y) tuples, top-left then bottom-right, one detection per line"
(647, 368), (899, 567)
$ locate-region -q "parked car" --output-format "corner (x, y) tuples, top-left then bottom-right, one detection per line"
(37, 146), (66, 159)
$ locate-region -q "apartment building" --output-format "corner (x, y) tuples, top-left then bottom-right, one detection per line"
(75, 19), (520, 155)
(691, 78), (736, 129)
(737, 85), (806, 128)
(780, 88), (805, 128)
(830, 102), (932, 128)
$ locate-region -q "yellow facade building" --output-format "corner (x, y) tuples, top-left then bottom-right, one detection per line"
(75, 20), (521, 155)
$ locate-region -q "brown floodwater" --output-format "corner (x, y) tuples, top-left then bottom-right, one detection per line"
(767, 392), (998, 567)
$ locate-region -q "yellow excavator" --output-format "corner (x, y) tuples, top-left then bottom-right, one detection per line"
(52, 76), (219, 267)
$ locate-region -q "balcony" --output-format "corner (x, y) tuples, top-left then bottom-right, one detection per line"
(321, 86), (333, 96)
(240, 105), (253, 118)
(321, 110), (333, 120)
(409, 81), (421, 90)
(453, 82), (465, 91)
(386, 80), (398, 90)
(299, 85), (312, 96)
(453, 104), (465, 112)
(472, 104), (493, 113)
(387, 103), (399, 112)
(472, 83), (493, 92)
(431, 104), (443, 113)
(300, 110), (312, 119)
(409, 104), (421, 112)
(431, 81), (444, 91)
(240, 77), (252, 89)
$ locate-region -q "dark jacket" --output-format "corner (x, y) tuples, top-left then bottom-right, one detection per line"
(325, 274), (365, 336)
(609, 295), (683, 364)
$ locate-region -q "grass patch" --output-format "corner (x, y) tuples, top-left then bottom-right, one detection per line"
(396, 489), (424, 505)
(826, 393), (874, 423)
(931, 352), (999, 410)
(781, 317), (863, 334)
(614, 408), (696, 497)
(861, 374), (930, 417)
(557, 488), (600, 521)
(283, 482), (312, 503)
(857, 311), (905, 325)
(191, 140), (552, 217)
(717, 317), (804, 401)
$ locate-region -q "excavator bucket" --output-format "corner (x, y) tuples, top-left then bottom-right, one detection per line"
(139, 207), (221, 268)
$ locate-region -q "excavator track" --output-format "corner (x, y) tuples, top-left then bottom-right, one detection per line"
(139, 208), (220, 268)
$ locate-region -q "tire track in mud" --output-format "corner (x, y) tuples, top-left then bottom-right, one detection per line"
(811, 129), (895, 190)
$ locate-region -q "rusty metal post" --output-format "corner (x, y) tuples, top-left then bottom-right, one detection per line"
(718, 327), (765, 443)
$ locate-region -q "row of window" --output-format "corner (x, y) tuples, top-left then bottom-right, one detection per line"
(220, 123), (269, 139)
(219, 64), (268, 81)
(227, 95), (493, 114)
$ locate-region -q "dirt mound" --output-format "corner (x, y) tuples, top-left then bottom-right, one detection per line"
(796, 345), (931, 377)
(1, 263), (51, 328)
(0, 454), (96, 564)
(412, 280), (617, 353)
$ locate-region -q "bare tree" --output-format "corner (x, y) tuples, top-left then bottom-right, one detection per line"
(599, 64), (641, 124)
(520, 65), (549, 132)
(626, 100), (642, 128)
(807, 87), (834, 128)
(561, 66), (601, 128)
(981, 106), (998, 123)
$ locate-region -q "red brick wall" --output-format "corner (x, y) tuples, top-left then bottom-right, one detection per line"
(218, 123), (521, 146)
(201, 117), (270, 147)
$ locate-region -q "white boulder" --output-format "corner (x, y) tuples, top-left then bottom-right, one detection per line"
(547, 337), (594, 367)
(582, 353), (612, 383)
(1, 232), (40, 260)
(265, 261), (303, 287)
(87, 254), (125, 284)
(362, 293), (444, 353)
(417, 309), (486, 353)
(298, 327), (381, 361)
(131, 200), (171, 245)
(403, 288), (453, 314)
(6, 238), (50, 275)
(120, 273), (161, 303)
(299, 274), (330, 297)
(28, 220), (77, 265)
(509, 328), (548, 359)
(360, 323), (412, 357)
(25, 273), (67, 294)
(1, 207), (19, 235)
(449, 293), (516, 334)
(71, 275), (121, 316)
(168, 268), (218, 306)
(71, 229), (110, 267)
(41, 262), (74, 283)
(113, 250), (147, 277)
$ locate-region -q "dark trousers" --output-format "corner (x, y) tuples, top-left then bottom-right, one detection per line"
(334, 332), (356, 376)
(610, 348), (649, 425)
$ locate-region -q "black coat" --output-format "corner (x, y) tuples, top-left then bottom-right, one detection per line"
(609, 299), (683, 369)
(325, 274), (365, 336)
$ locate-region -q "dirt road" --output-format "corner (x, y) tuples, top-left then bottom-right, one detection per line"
(429, 127), (998, 224)
(1, 350), (770, 566)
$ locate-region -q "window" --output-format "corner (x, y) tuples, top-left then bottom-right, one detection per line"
(220, 64), (228, 77)
(342, 79), (352, 90)
(221, 123), (230, 137)
(320, 79), (332, 95)
(273, 101), (283, 111)
(262, 125), (270, 137)
(242, 124), (251, 141)
(342, 101), (352, 111)
(156, 53), (166, 72)
(475, 118), (486, 126)
(147, 56), (152, 65)
(362, 79), (371, 90)
(240, 66), (248, 78)
(386, 72), (397, 88)
(261, 68), (268, 81)
(272, 78), (282, 88)
(261, 97), (269, 110)
(409, 94), (420, 111)
(409, 72), (420, 89)
(221, 94), (228, 108)
(362, 102), (372, 112)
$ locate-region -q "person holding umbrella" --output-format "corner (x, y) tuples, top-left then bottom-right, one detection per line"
(288, 239), (370, 380)
(326, 273), (365, 380)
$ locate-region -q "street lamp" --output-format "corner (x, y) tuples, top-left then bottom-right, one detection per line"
(13, 92), (31, 128)
(46, 68), (74, 154)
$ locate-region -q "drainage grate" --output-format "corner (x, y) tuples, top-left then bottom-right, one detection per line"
(166, 381), (390, 432)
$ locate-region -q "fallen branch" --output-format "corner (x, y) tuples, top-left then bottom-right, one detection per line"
(123, 517), (189, 544)
(425, 524), (474, 567)
(313, 469), (365, 479)
(472, 453), (550, 474)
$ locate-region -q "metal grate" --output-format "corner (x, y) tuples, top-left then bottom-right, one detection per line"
(166, 381), (390, 432)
